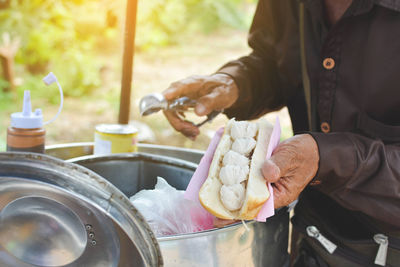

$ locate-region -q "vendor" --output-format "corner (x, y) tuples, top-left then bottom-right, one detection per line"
(162, 0), (400, 266)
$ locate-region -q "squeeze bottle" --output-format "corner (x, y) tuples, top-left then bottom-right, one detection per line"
(6, 72), (63, 153)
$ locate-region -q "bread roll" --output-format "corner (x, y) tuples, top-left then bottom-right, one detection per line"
(199, 118), (273, 220)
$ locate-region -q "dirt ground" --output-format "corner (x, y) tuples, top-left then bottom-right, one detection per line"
(1, 29), (292, 151)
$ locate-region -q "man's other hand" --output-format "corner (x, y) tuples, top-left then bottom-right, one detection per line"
(162, 74), (239, 139)
(261, 134), (319, 209)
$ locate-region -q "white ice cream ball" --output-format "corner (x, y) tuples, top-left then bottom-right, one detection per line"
(220, 183), (246, 211)
(230, 121), (258, 139)
(231, 137), (257, 156)
(219, 165), (250, 185)
(219, 135), (232, 155)
(222, 150), (249, 166)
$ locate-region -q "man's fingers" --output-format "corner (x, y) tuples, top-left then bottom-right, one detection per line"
(163, 110), (200, 139)
(195, 91), (220, 116)
(195, 86), (236, 116)
(163, 76), (205, 101)
(263, 144), (296, 182)
(262, 159), (281, 183)
(270, 150), (294, 176)
(272, 181), (289, 209)
(163, 75), (238, 117)
(272, 182), (283, 209)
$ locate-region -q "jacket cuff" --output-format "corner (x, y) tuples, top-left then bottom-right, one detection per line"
(307, 132), (356, 193)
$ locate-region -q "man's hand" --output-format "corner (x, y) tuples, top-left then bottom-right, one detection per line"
(162, 74), (239, 140)
(261, 134), (319, 209)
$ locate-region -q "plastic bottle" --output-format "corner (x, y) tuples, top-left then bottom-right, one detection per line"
(6, 72), (63, 153)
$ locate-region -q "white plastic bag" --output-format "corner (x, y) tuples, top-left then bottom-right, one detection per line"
(130, 177), (212, 237)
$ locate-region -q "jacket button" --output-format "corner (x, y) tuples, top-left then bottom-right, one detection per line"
(323, 58), (335, 70)
(321, 122), (331, 133)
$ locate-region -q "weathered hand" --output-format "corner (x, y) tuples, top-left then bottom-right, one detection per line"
(162, 74), (239, 139)
(261, 134), (319, 209)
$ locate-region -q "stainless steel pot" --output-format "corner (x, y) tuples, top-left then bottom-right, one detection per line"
(71, 153), (290, 267)
(0, 152), (162, 267)
(5, 144), (290, 266)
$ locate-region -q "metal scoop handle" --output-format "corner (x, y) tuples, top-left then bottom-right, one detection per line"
(168, 96), (197, 111)
(195, 110), (221, 127)
(139, 93), (221, 127)
(169, 97), (222, 127)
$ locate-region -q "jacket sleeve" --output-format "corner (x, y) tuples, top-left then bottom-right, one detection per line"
(310, 132), (400, 228)
(217, 0), (302, 120)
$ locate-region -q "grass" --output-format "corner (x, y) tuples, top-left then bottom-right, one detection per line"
(0, 29), (293, 152)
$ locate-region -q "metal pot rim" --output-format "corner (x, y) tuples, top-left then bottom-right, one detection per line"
(0, 152), (163, 267)
(67, 152), (199, 171)
(157, 220), (255, 241)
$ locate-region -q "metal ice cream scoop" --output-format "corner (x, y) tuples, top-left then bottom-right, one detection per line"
(139, 93), (221, 127)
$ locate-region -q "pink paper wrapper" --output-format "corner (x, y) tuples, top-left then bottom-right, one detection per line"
(184, 127), (224, 230)
(256, 117), (281, 222)
(184, 127), (224, 203)
(185, 118), (281, 227)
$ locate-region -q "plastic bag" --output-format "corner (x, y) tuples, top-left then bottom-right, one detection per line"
(130, 177), (213, 237)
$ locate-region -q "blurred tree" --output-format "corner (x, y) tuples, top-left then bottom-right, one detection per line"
(106, 9), (118, 28)
(0, 32), (19, 91)
(0, 0), (10, 9)
(136, 0), (253, 49)
(0, 0), (255, 98)
(0, 0), (102, 98)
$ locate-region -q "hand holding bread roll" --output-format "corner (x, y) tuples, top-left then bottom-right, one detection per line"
(199, 118), (273, 220)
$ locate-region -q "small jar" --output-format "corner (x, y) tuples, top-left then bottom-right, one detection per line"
(7, 127), (46, 153)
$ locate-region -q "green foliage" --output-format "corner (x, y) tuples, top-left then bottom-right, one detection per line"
(53, 50), (101, 98)
(0, 78), (9, 94)
(0, 78), (14, 114)
(0, 0), (254, 100)
(0, 137), (5, 152)
(0, 0), (102, 98)
(137, 0), (254, 49)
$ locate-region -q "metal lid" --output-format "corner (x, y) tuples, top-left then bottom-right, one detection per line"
(95, 124), (138, 135)
(0, 152), (162, 267)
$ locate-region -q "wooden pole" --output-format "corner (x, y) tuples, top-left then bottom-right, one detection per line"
(0, 55), (15, 92)
(118, 0), (138, 124)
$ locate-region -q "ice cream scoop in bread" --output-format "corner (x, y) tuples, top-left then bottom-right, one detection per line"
(199, 118), (273, 220)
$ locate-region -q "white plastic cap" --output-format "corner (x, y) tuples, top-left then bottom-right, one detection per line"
(43, 72), (57, 85)
(43, 72), (63, 126)
(10, 72), (63, 129)
(10, 91), (43, 129)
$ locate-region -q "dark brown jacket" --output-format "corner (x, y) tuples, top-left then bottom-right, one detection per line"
(218, 0), (400, 229)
